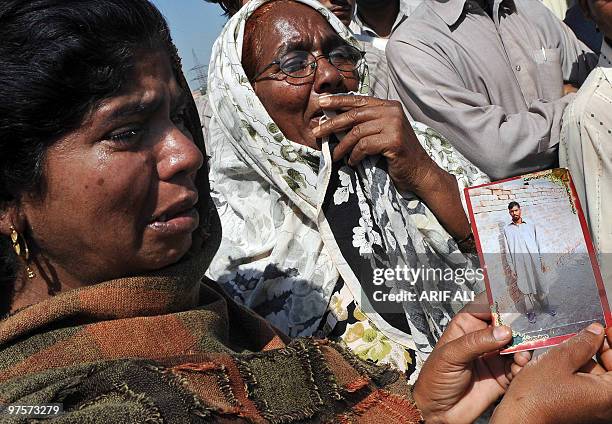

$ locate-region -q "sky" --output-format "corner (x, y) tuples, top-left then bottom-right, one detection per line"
(151, 0), (229, 91)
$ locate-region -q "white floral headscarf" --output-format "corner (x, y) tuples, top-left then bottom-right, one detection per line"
(206, 0), (489, 360)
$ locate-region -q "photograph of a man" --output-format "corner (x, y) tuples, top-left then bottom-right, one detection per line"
(503, 201), (555, 324)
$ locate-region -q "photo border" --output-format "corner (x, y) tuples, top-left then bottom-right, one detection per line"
(464, 169), (612, 353)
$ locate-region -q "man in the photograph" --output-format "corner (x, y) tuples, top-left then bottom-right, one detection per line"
(503, 201), (555, 324)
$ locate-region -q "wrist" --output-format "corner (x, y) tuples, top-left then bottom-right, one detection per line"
(492, 397), (549, 424)
(411, 163), (448, 200)
(413, 384), (443, 424)
(455, 232), (476, 254)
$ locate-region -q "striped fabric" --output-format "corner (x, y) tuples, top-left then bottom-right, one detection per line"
(0, 270), (421, 423)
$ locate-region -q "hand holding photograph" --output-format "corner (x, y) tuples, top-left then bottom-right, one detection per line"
(465, 168), (612, 353)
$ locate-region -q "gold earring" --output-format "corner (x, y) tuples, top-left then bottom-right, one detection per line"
(9, 226), (35, 279)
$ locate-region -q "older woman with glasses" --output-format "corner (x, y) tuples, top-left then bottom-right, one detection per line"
(251, 45), (364, 81)
(206, 0), (492, 380)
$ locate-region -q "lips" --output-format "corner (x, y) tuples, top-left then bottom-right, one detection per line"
(151, 194), (198, 222)
(330, 5), (352, 19)
(309, 111), (325, 130)
(148, 194), (200, 235)
(330, 5), (351, 13)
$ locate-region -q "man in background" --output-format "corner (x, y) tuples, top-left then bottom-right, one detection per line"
(351, 0), (416, 43)
(565, 2), (602, 53)
(560, 0), (612, 296)
(206, 0), (244, 15)
(387, 0), (597, 180)
(349, 0), (416, 98)
(503, 202), (554, 324)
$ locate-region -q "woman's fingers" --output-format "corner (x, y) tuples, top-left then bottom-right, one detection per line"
(436, 310), (490, 347)
(454, 292), (493, 321)
(318, 94), (388, 110)
(597, 330), (612, 371)
(313, 96), (403, 139)
(433, 295), (495, 347)
(312, 106), (387, 139)
(347, 134), (383, 166)
(579, 359), (607, 375)
(331, 120), (385, 162)
(482, 352), (514, 388)
(543, 323), (605, 372)
(493, 324), (612, 423)
(436, 326), (512, 369)
(510, 361), (524, 377)
(314, 94), (442, 197)
(510, 351), (532, 378)
(504, 355), (514, 382)
(513, 350), (532, 367)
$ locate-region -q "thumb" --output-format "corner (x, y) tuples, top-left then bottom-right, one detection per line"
(440, 325), (512, 366)
(544, 323), (605, 372)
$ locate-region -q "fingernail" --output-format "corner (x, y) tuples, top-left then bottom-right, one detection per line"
(518, 351), (531, 360)
(493, 326), (510, 341)
(319, 96), (331, 106)
(494, 326), (511, 341)
(586, 323), (603, 335)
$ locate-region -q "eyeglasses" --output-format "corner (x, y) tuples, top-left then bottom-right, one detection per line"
(251, 44), (364, 81)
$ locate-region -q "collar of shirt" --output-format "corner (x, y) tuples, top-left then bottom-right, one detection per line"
(599, 39), (612, 69)
(600, 39), (612, 85)
(351, 4), (409, 39)
(428, 0), (516, 27)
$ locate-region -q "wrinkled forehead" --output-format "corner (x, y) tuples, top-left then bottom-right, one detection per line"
(86, 49), (184, 124)
(252, 2), (345, 57)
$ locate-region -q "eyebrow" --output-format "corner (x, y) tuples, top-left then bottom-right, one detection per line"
(274, 34), (348, 58)
(274, 39), (307, 59)
(105, 96), (162, 122)
(322, 35), (346, 51)
(104, 89), (188, 122)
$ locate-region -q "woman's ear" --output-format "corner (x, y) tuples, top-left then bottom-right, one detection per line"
(0, 202), (25, 237)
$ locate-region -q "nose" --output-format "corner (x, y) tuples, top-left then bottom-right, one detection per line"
(312, 56), (347, 94)
(156, 125), (204, 182)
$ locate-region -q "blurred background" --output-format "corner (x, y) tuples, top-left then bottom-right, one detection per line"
(152, 0), (227, 93)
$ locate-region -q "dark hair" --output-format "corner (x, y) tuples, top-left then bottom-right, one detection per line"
(0, 0), (176, 307)
(206, 0), (242, 16)
(508, 201), (520, 210)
